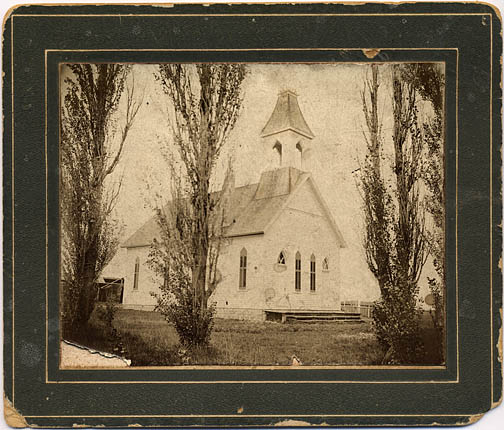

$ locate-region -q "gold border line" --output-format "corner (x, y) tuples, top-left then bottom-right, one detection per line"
(13, 13), (493, 17)
(58, 364), (446, 370)
(442, 59), (449, 383)
(47, 50), (457, 383)
(489, 13), (493, 406)
(11, 13), (15, 409)
(9, 11), (488, 398)
(21, 413), (475, 419)
(47, 48), (456, 52)
(50, 53), (456, 380)
(45, 379), (456, 385)
(456, 43), (460, 384)
(45, 38), (49, 386)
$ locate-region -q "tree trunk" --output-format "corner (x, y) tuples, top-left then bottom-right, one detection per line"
(76, 156), (104, 328)
(78, 229), (99, 326)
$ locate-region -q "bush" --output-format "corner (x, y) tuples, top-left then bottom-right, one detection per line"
(95, 301), (118, 339)
(427, 277), (445, 362)
(372, 298), (424, 364)
(152, 268), (216, 348)
(166, 299), (216, 348)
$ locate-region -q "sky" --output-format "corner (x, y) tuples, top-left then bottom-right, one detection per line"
(63, 63), (441, 302)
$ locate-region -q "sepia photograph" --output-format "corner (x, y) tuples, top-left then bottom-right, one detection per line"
(4, 2), (502, 427)
(59, 62), (445, 368)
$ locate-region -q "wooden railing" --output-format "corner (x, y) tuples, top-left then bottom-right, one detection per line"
(341, 300), (374, 318)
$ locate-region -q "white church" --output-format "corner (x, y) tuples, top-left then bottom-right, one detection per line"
(108, 90), (350, 321)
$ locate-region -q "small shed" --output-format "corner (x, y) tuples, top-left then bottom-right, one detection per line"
(96, 277), (124, 304)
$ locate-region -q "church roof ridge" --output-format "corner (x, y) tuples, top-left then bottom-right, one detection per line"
(261, 90), (315, 140)
(121, 171), (301, 247)
(120, 168), (347, 249)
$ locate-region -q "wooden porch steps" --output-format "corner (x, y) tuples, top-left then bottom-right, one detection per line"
(264, 309), (363, 323)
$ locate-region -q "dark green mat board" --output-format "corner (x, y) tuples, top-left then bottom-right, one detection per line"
(2, 2), (502, 427)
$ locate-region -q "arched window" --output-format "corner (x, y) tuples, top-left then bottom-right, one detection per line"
(133, 257), (140, 290)
(310, 254), (316, 291)
(278, 251), (286, 265)
(239, 248), (247, 289)
(295, 251), (301, 291)
(322, 257), (329, 271)
(296, 142), (303, 168)
(273, 142), (282, 166)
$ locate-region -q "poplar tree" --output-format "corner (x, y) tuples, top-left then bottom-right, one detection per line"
(148, 64), (246, 347)
(61, 64), (141, 335)
(360, 64), (435, 363)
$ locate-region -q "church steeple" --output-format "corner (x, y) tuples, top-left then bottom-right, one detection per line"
(261, 90), (314, 170)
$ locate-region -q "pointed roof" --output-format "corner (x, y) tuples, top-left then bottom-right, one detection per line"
(261, 90), (315, 140)
(121, 183), (286, 248)
(121, 168), (345, 248)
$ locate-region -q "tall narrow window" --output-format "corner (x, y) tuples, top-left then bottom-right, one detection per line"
(310, 254), (316, 291)
(273, 142), (282, 166)
(239, 248), (247, 289)
(296, 142), (303, 168)
(295, 251), (301, 291)
(133, 257), (140, 290)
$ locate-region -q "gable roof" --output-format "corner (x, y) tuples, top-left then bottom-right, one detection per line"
(261, 90), (315, 140)
(263, 173), (346, 247)
(121, 213), (161, 248)
(122, 167), (345, 248)
(225, 187), (290, 237)
(121, 183), (284, 248)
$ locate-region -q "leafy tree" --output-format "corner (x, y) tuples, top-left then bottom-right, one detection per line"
(61, 64), (141, 335)
(360, 64), (432, 364)
(403, 63), (445, 360)
(148, 64), (246, 347)
(360, 65), (394, 295)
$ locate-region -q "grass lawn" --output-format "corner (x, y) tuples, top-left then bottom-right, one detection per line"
(65, 308), (443, 366)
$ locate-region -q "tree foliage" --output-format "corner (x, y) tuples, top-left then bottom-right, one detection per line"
(148, 64), (246, 347)
(360, 64), (437, 364)
(403, 63), (445, 360)
(61, 64), (141, 335)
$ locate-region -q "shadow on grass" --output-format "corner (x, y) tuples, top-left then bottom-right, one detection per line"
(119, 332), (220, 366)
(63, 323), (116, 355)
(62, 308), (444, 366)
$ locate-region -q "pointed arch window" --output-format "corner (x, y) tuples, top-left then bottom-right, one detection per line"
(322, 257), (329, 271)
(239, 248), (247, 289)
(296, 142), (303, 168)
(310, 254), (316, 291)
(133, 257), (140, 290)
(295, 251), (301, 291)
(278, 251), (286, 265)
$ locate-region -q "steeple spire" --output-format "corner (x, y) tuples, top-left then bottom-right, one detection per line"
(261, 90), (314, 139)
(261, 91), (314, 170)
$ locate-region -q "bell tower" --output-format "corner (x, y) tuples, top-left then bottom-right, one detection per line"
(261, 90), (314, 170)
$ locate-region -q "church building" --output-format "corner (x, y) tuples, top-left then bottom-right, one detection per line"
(118, 90), (347, 321)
